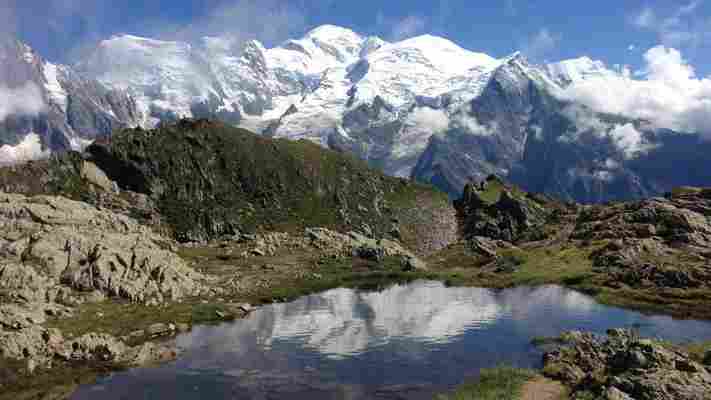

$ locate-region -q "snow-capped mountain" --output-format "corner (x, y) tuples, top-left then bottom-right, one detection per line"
(3, 25), (711, 201)
(0, 37), (143, 164)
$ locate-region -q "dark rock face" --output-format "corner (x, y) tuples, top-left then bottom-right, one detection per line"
(543, 329), (711, 400)
(454, 178), (549, 243)
(412, 56), (711, 204)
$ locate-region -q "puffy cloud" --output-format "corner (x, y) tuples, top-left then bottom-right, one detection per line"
(451, 113), (496, 137)
(0, 82), (45, 121)
(521, 28), (561, 61)
(378, 14), (428, 41)
(561, 46), (711, 139)
(405, 108), (500, 139)
(0, 133), (49, 165)
(158, 0), (310, 45)
(630, 2), (709, 48)
(3, 0), (323, 62)
(608, 123), (648, 158)
(632, 7), (657, 29)
(406, 107), (449, 133)
(558, 106), (652, 159)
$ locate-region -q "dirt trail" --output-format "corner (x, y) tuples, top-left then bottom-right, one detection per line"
(520, 377), (567, 400)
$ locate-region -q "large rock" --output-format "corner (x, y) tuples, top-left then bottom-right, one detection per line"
(0, 192), (204, 303)
(454, 179), (550, 243)
(57, 333), (127, 362)
(543, 329), (711, 400)
(306, 227), (428, 269)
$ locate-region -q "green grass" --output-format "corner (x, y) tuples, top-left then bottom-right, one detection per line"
(436, 367), (537, 400)
(45, 300), (233, 339)
(430, 243), (598, 289)
(476, 178), (530, 205)
(681, 341), (711, 363)
(477, 179), (506, 204)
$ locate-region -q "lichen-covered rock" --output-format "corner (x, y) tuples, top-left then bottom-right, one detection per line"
(306, 228), (422, 258)
(454, 181), (550, 243)
(121, 341), (178, 366)
(0, 192), (204, 303)
(0, 303), (47, 329)
(0, 326), (64, 367)
(57, 333), (127, 362)
(543, 329), (711, 400)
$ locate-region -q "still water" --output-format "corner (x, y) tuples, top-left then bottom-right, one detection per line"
(71, 281), (711, 400)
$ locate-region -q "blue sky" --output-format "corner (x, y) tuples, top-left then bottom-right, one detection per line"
(4, 0), (711, 75)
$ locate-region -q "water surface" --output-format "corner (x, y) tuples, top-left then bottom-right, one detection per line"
(71, 282), (711, 400)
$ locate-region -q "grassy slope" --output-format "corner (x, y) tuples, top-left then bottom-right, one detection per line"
(88, 120), (449, 244)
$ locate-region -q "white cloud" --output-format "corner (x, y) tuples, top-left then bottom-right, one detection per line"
(0, 133), (50, 165)
(562, 106), (611, 133)
(522, 28), (560, 61)
(0, 82), (46, 121)
(406, 107), (449, 133)
(632, 7), (657, 28)
(560, 46), (711, 139)
(608, 123), (647, 158)
(153, 0), (310, 45)
(451, 113), (496, 136)
(388, 15), (428, 41)
(630, 2), (709, 48)
(558, 106), (652, 159)
(405, 109), (500, 138)
(604, 158), (621, 170)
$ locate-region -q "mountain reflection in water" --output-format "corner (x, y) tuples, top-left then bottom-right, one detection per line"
(71, 282), (711, 400)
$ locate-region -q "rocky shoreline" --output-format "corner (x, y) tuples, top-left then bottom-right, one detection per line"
(0, 191), (435, 397)
(542, 329), (711, 400)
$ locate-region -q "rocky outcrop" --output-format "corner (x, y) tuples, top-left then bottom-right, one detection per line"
(454, 177), (551, 243)
(543, 329), (711, 400)
(0, 192), (204, 304)
(575, 190), (711, 290)
(0, 325), (177, 373)
(305, 227), (427, 270)
(0, 191), (202, 372)
(454, 178), (711, 294)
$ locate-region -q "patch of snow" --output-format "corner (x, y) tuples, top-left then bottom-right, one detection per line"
(43, 62), (68, 112)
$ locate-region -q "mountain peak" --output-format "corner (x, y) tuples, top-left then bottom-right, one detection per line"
(395, 34), (460, 50)
(304, 25), (363, 43)
(546, 56), (617, 85)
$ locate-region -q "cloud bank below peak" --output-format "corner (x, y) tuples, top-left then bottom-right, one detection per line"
(560, 45), (711, 139)
(0, 82), (46, 122)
